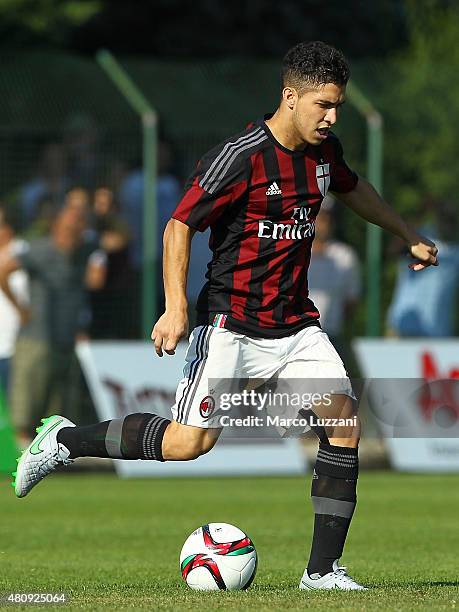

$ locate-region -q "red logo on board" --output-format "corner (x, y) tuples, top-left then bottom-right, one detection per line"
(418, 352), (459, 423)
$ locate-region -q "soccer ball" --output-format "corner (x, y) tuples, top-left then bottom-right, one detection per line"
(180, 522), (257, 590)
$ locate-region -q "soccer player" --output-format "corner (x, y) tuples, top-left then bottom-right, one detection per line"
(13, 41), (438, 590)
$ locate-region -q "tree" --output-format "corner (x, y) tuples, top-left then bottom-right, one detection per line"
(0, 0), (101, 48)
(1, 0), (408, 59)
(381, 0), (459, 214)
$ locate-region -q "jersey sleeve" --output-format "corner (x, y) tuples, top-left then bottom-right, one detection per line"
(172, 147), (249, 232)
(328, 134), (358, 194)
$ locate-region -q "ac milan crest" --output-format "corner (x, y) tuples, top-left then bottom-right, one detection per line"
(199, 396), (215, 419)
(316, 163), (330, 196)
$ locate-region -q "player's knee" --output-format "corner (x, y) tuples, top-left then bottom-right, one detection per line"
(178, 442), (202, 461)
(162, 423), (218, 461)
(328, 436), (360, 449)
(186, 434), (217, 459)
(170, 437), (215, 461)
(329, 413), (360, 448)
(200, 434), (218, 456)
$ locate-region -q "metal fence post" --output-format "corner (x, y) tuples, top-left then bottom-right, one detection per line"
(346, 81), (384, 336)
(96, 49), (158, 339)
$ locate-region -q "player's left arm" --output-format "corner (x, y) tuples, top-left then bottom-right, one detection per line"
(334, 177), (438, 271)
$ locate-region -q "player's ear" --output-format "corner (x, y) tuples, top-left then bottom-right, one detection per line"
(282, 86), (297, 110)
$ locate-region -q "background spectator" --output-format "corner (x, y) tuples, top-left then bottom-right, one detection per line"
(387, 198), (459, 337)
(119, 139), (182, 327)
(0, 205), (29, 397)
(119, 140), (181, 271)
(63, 113), (103, 189)
(19, 142), (69, 226)
(22, 183), (93, 242)
(63, 187), (98, 245)
(64, 186), (91, 216)
(308, 196), (361, 357)
(89, 187), (133, 339)
(0, 206), (106, 444)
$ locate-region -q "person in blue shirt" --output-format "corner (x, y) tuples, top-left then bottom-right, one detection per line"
(387, 200), (459, 337)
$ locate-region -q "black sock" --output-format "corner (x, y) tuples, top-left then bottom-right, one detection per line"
(307, 443), (358, 577)
(57, 413), (171, 461)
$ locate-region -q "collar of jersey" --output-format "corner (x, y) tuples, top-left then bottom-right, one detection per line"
(258, 113), (310, 157)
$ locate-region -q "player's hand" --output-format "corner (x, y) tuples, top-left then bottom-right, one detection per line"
(151, 309), (188, 357)
(407, 235), (438, 271)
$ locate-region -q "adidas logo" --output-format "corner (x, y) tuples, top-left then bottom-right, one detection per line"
(266, 181), (282, 196)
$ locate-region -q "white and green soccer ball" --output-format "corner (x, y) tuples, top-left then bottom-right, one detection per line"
(180, 522), (257, 590)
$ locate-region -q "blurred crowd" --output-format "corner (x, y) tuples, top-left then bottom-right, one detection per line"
(0, 127), (201, 445)
(0, 126), (458, 447)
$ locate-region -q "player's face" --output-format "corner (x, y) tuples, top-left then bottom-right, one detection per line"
(291, 83), (346, 146)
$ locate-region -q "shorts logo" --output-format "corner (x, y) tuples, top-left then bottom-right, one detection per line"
(199, 396), (215, 419)
(212, 314), (227, 328)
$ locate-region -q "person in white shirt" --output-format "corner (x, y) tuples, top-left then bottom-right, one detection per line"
(0, 205), (29, 396)
(308, 196), (361, 352)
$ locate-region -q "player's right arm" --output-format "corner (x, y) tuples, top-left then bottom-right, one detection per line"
(151, 219), (195, 357)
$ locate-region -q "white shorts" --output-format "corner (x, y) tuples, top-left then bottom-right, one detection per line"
(171, 324), (354, 429)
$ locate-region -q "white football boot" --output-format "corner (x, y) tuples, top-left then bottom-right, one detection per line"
(299, 560), (367, 591)
(12, 415), (75, 498)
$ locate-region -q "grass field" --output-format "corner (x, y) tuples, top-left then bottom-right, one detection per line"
(0, 471), (458, 611)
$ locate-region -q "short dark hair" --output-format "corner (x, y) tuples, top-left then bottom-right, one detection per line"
(281, 41), (350, 93)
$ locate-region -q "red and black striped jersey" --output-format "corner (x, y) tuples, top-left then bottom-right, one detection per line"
(172, 115), (358, 338)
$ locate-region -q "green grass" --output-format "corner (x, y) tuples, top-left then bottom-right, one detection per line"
(0, 472), (458, 610)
